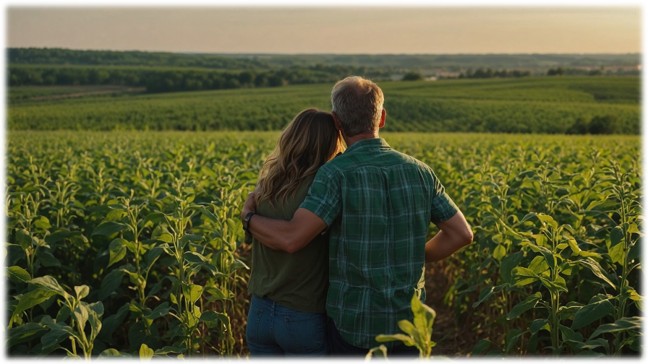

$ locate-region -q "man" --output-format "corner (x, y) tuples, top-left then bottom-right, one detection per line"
(241, 76), (473, 355)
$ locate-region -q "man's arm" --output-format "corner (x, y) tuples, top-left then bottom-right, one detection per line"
(425, 211), (473, 262)
(241, 194), (327, 253)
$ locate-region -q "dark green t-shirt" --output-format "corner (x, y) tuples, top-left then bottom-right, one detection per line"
(248, 176), (329, 313)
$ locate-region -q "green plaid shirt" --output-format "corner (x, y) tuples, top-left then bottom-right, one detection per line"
(300, 138), (458, 349)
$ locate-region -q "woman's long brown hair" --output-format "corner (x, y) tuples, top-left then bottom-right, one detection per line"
(255, 108), (344, 206)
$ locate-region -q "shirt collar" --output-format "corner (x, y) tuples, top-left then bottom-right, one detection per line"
(345, 138), (390, 153)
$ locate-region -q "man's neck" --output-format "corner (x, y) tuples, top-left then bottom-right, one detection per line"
(344, 130), (379, 148)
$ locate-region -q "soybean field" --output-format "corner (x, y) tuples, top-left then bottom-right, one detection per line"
(6, 130), (641, 357)
(5, 75), (643, 357)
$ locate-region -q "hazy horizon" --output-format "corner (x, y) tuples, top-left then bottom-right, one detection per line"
(7, 6), (641, 55)
(5, 46), (642, 56)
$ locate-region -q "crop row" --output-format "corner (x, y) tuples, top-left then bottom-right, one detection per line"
(7, 77), (640, 134)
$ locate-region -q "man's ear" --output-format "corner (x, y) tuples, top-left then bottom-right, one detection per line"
(378, 108), (386, 128)
(332, 112), (343, 131)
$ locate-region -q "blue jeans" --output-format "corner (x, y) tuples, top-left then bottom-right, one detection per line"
(246, 295), (328, 356)
(326, 316), (418, 357)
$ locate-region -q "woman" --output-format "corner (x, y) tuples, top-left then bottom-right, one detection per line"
(245, 108), (344, 356)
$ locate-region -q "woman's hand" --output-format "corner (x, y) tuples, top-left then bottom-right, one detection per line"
(241, 192), (257, 221)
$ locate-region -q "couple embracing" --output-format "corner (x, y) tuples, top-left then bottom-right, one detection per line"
(240, 76), (473, 356)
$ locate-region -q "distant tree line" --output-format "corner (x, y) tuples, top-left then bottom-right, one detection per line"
(546, 67), (637, 77)
(8, 48), (400, 93)
(8, 47), (266, 69)
(10, 47), (640, 74)
(8, 64), (388, 93)
(8, 48), (640, 94)
(458, 68), (531, 79)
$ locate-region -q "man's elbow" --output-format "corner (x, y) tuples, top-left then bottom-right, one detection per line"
(284, 239), (301, 254)
(463, 228), (474, 246)
(461, 226), (474, 246)
(281, 234), (303, 254)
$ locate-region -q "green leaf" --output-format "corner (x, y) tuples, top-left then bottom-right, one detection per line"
(139, 343), (155, 359)
(609, 226), (624, 246)
(376, 333), (415, 347)
(499, 251), (523, 284)
(73, 303), (90, 334)
(608, 241), (625, 266)
(531, 233), (547, 247)
(365, 345), (388, 359)
(38, 249), (61, 268)
(11, 289), (56, 323)
(179, 234), (204, 243)
(627, 288), (642, 302)
(143, 246), (165, 273)
(507, 292), (541, 320)
(566, 236), (582, 255)
(146, 302), (170, 320)
(504, 328), (523, 353)
(536, 213), (558, 230)
(627, 223), (641, 235)
(183, 251), (208, 265)
(398, 320), (417, 336)
(575, 258), (617, 289)
(107, 238), (128, 268)
(99, 303), (129, 342)
(577, 338), (609, 352)
(473, 286), (497, 308)
(471, 339), (493, 355)
(200, 311), (229, 329)
(411, 295), (435, 328)
(28, 276), (68, 297)
(143, 212), (167, 226)
(530, 319), (549, 334)
(87, 302), (104, 340)
(40, 322), (76, 353)
(571, 298), (615, 330)
(155, 233), (174, 244)
(8, 265), (31, 283)
(33, 216), (51, 230)
(15, 229), (33, 250)
(527, 255), (550, 275)
(538, 275), (568, 293)
(205, 286), (230, 302)
(183, 284), (204, 305)
(513, 266), (539, 287)
(492, 244), (506, 261)
(92, 221), (127, 238)
(589, 316), (642, 339)
(99, 348), (124, 357)
(105, 207), (127, 221)
(74, 285), (90, 300)
(99, 268), (125, 300)
(586, 199), (618, 212)
(7, 322), (47, 348)
(559, 324), (584, 343)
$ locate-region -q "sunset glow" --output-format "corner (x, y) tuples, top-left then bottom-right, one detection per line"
(7, 6), (641, 54)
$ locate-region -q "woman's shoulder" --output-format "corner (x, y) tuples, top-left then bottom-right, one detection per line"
(257, 175), (315, 219)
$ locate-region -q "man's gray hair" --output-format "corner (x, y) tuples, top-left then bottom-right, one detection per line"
(331, 76), (384, 137)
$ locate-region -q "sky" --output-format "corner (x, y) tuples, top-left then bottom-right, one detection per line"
(4, 1), (643, 54)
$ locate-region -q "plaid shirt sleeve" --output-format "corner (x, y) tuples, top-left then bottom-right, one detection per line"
(299, 167), (341, 226)
(429, 168), (459, 224)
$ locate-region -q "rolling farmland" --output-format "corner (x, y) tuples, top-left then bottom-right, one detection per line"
(5, 76), (643, 357)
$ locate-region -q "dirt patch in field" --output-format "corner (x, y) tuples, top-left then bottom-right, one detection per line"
(425, 260), (475, 357)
